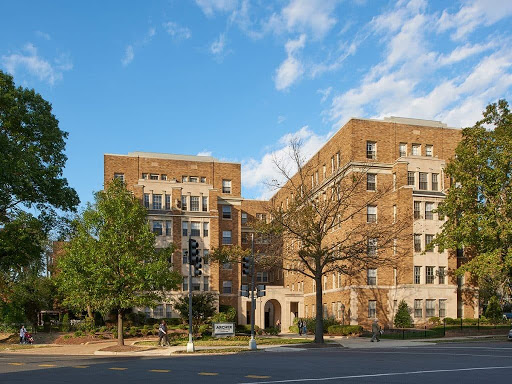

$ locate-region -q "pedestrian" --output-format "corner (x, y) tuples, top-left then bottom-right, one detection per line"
(276, 319), (281, 332)
(371, 319), (381, 342)
(302, 321), (307, 335)
(298, 319), (303, 336)
(19, 325), (26, 344)
(158, 320), (169, 347)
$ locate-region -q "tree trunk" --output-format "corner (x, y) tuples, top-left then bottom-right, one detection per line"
(87, 305), (93, 319)
(315, 274), (324, 343)
(117, 310), (124, 346)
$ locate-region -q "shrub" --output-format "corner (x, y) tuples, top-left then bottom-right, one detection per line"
(428, 317), (441, 326)
(128, 327), (138, 337)
(327, 325), (363, 336)
(444, 317), (458, 325)
(63, 334), (72, 339)
(61, 313), (70, 332)
(167, 318), (181, 326)
(126, 312), (146, 326)
(76, 317), (95, 332)
(394, 300), (412, 328)
(211, 306), (237, 324)
(485, 296), (502, 324)
(297, 317), (339, 334)
(198, 324), (210, 336)
(99, 326), (108, 333)
(74, 331), (83, 337)
(264, 326), (280, 336)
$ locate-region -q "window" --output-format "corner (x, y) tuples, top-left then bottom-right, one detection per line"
(367, 269), (377, 285)
(161, 174), (167, 181)
(367, 174), (376, 191)
(222, 281), (232, 294)
(191, 222), (200, 237)
(332, 273), (336, 289)
(144, 193), (150, 208)
(426, 266), (435, 284)
(202, 196), (208, 212)
(367, 205), (377, 223)
(419, 173), (428, 190)
(203, 249), (209, 265)
(192, 277), (201, 291)
(323, 276), (327, 291)
(142, 173), (148, 179)
(190, 196), (200, 211)
(337, 302), (343, 319)
(439, 299), (446, 317)
(222, 231), (232, 245)
(241, 212), (248, 225)
(315, 171), (319, 185)
(432, 173), (439, 191)
(181, 195), (187, 210)
(114, 173), (124, 182)
(166, 304), (172, 318)
(182, 176), (188, 182)
(425, 202), (434, 220)
(407, 171), (415, 186)
(150, 174), (159, 180)
(154, 304), (164, 318)
(414, 299), (423, 318)
(200, 177), (206, 183)
(425, 234), (434, 251)
(222, 205), (232, 219)
(399, 143), (407, 157)
(183, 277), (188, 291)
(414, 266), (421, 284)
(438, 267), (446, 284)
(182, 222), (188, 237)
(414, 234), (422, 252)
(165, 194), (171, 210)
(366, 141), (376, 159)
(152, 221), (162, 236)
(426, 299), (435, 317)
(368, 300), (376, 318)
(189, 176), (198, 183)
(165, 220), (172, 236)
(203, 222), (209, 237)
(412, 144), (421, 156)
(203, 276), (209, 291)
(257, 272), (269, 283)
(331, 156), (335, 174)
(222, 262), (232, 270)
(256, 213), (267, 222)
(182, 249), (188, 264)
(222, 179), (232, 194)
(336, 152), (340, 168)
(367, 238), (378, 257)
(414, 201), (421, 219)
(242, 233), (249, 244)
(152, 194), (162, 210)
(426, 145), (433, 157)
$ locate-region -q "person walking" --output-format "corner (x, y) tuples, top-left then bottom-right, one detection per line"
(371, 319), (381, 342)
(158, 320), (169, 347)
(302, 321), (307, 335)
(297, 319), (303, 336)
(19, 325), (26, 344)
(275, 319), (281, 332)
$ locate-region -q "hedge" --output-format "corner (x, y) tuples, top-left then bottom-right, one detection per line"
(327, 325), (363, 336)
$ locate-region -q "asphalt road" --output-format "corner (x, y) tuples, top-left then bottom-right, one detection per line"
(1, 341), (512, 383)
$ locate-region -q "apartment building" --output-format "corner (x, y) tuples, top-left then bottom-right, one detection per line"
(104, 116), (479, 330)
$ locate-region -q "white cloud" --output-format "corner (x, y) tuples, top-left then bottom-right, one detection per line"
(35, 30), (51, 40)
(277, 115), (286, 124)
(437, 41), (495, 66)
(121, 45), (134, 66)
(195, 0), (238, 17)
(1, 43), (72, 85)
(210, 33), (227, 58)
(279, 0), (339, 39)
(197, 151), (213, 156)
(274, 34), (306, 90)
(121, 27), (156, 67)
(163, 22), (191, 40)
(317, 87), (332, 103)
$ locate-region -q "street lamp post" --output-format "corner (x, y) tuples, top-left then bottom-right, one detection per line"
(186, 234), (194, 353)
(249, 233), (257, 350)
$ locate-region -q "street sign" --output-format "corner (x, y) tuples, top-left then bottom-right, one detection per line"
(212, 322), (235, 338)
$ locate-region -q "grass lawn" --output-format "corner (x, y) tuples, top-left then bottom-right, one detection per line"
(135, 337), (313, 347)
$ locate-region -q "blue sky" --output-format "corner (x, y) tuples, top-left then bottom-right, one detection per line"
(1, 0), (512, 205)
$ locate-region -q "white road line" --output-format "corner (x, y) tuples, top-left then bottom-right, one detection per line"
(415, 346), (512, 350)
(346, 350), (512, 358)
(239, 365), (512, 384)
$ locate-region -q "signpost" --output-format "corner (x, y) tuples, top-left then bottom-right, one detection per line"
(212, 323), (235, 338)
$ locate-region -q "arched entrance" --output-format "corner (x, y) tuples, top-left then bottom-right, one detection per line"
(263, 299), (282, 329)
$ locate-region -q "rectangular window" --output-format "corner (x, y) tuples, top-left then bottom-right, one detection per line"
(367, 238), (378, 257)
(414, 266), (421, 284)
(183, 277), (188, 291)
(152, 221), (162, 236)
(241, 212), (248, 224)
(144, 193), (150, 208)
(114, 173), (124, 182)
(222, 179), (232, 194)
(438, 267), (446, 284)
(182, 249), (188, 264)
(336, 152), (340, 168)
(426, 299), (436, 317)
(154, 304), (163, 318)
(257, 272), (269, 283)
(414, 201), (421, 219)
(152, 194), (162, 210)
(414, 234), (422, 252)
(426, 266), (435, 284)
(203, 222), (209, 237)
(200, 177), (206, 183)
(331, 156), (335, 174)
(203, 249), (209, 264)
(367, 174), (376, 191)
(407, 171), (415, 186)
(366, 141), (376, 159)
(165, 220), (172, 236)
(191, 222), (200, 237)
(150, 174), (159, 180)
(432, 173), (439, 191)
(368, 300), (376, 318)
(222, 205), (232, 219)
(182, 176), (188, 182)
(367, 205), (377, 223)
(426, 145), (433, 157)
(166, 304), (172, 318)
(203, 276), (209, 291)
(202, 196), (208, 212)
(367, 269), (377, 285)
(222, 281), (232, 294)
(192, 277), (201, 291)
(189, 176), (198, 183)
(241, 233), (249, 244)
(165, 194), (171, 210)
(414, 299), (423, 318)
(419, 173), (428, 190)
(256, 213), (267, 222)
(439, 299), (446, 317)
(399, 143), (407, 157)
(412, 144), (421, 156)
(222, 231), (232, 245)
(181, 195), (187, 210)
(425, 202), (434, 220)
(142, 173), (148, 179)
(425, 234), (434, 251)
(222, 262), (232, 270)
(182, 221), (188, 237)
(190, 196), (200, 211)
(161, 174), (167, 181)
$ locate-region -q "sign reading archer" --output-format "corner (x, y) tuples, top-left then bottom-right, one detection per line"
(212, 322), (235, 338)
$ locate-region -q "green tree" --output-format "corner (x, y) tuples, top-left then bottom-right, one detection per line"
(394, 300), (412, 328)
(57, 179), (181, 345)
(485, 296), (503, 324)
(173, 292), (217, 333)
(435, 100), (512, 299)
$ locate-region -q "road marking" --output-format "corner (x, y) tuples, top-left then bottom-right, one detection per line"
(109, 367), (128, 371)
(246, 375), (271, 379)
(7, 363), (24, 366)
(348, 350), (512, 359)
(239, 365), (512, 383)
(38, 364), (57, 367)
(199, 372), (219, 376)
(149, 369), (170, 373)
(73, 366), (89, 369)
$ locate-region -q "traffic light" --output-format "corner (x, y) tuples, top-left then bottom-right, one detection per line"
(242, 256), (251, 276)
(256, 284), (266, 297)
(189, 239), (202, 276)
(240, 284), (249, 297)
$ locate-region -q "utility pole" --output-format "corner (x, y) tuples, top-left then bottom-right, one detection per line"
(186, 242), (194, 353)
(249, 233), (257, 350)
